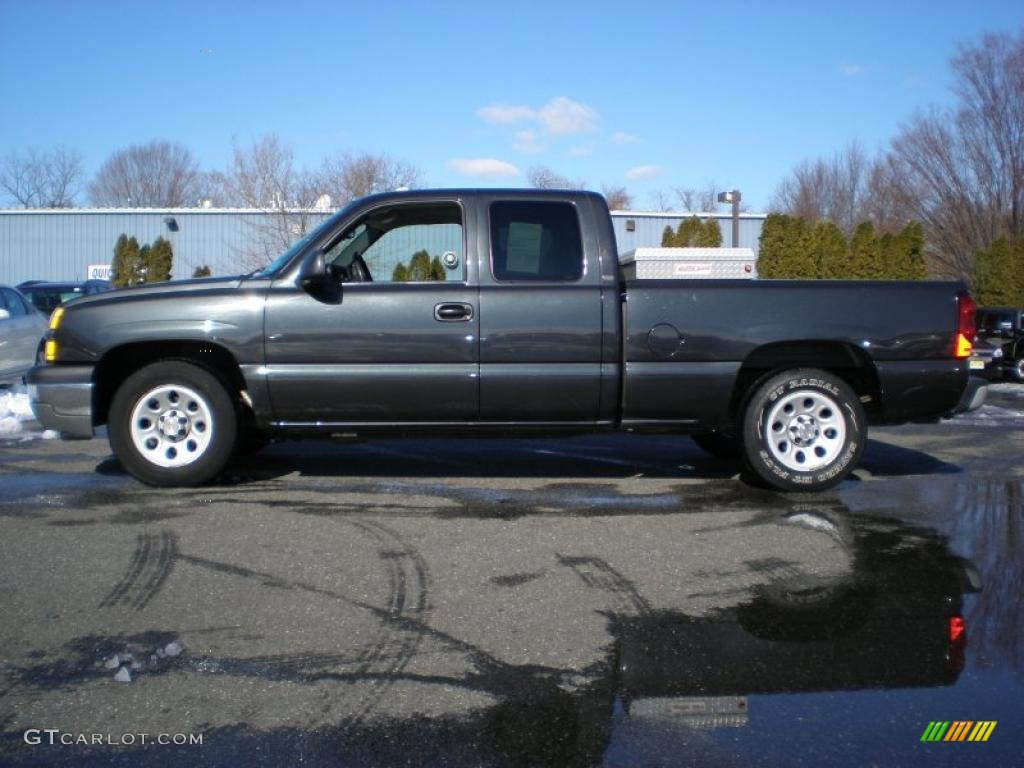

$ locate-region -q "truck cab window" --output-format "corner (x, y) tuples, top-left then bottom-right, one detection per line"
(490, 201), (583, 282)
(323, 203), (464, 283)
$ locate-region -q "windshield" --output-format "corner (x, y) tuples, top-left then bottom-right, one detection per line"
(255, 215), (340, 278)
(24, 286), (83, 313)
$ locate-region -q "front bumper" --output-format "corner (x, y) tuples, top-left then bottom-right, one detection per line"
(26, 365), (95, 438)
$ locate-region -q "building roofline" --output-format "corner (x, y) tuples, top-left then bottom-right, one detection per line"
(609, 210), (767, 219)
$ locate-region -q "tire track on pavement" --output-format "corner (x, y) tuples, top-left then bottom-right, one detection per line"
(99, 532), (177, 610)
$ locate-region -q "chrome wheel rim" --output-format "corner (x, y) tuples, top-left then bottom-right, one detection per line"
(129, 384), (213, 468)
(764, 389), (846, 472)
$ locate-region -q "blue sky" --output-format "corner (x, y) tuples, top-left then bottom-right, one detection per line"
(1, 0), (1022, 211)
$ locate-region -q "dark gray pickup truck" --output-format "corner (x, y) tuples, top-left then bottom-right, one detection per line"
(29, 189), (982, 491)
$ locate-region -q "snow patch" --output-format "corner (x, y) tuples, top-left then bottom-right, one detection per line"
(988, 382), (1024, 397)
(951, 403), (1024, 426)
(0, 385), (38, 437)
(164, 641), (183, 657)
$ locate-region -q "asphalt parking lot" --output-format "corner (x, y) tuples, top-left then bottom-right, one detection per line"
(1, 384), (1022, 767)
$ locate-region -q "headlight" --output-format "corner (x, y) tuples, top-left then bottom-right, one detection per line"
(49, 306), (64, 331)
(993, 347), (1003, 358)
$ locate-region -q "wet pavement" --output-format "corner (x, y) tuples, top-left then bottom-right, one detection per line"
(0, 385), (1021, 767)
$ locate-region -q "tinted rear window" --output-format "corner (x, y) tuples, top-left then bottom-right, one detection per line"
(489, 201), (583, 282)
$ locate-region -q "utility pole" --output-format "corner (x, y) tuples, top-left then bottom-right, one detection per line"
(717, 189), (742, 247)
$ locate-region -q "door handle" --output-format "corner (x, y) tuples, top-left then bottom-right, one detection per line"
(434, 302), (474, 322)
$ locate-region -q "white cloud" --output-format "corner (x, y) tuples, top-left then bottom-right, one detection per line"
(448, 158), (520, 177)
(538, 97), (597, 135)
(610, 131), (641, 144)
(625, 165), (664, 181)
(476, 96), (597, 135)
(477, 104), (537, 124)
(840, 63), (864, 76)
(513, 130), (543, 154)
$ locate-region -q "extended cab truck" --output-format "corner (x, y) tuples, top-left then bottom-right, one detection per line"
(28, 190), (982, 491)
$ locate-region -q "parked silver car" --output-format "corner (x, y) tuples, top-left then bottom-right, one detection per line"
(0, 284), (48, 384)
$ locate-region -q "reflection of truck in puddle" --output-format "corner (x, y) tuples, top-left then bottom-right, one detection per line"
(481, 506), (983, 766)
(608, 508), (981, 745)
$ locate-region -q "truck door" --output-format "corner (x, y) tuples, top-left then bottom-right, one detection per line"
(263, 200), (479, 424)
(477, 199), (605, 422)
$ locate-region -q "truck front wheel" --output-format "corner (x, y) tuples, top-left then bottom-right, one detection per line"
(740, 369), (865, 492)
(108, 361), (237, 486)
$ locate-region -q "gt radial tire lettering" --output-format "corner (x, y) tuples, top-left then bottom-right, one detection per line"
(759, 450), (790, 479)
(788, 377), (838, 395)
(816, 441), (858, 482)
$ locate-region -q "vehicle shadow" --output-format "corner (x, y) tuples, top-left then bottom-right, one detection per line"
(92, 432), (964, 487)
(226, 434), (739, 483)
(857, 438), (962, 477)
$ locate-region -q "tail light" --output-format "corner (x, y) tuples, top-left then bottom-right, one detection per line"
(947, 615), (967, 672)
(955, 294), (976, 359)
(949, 616), (966, 643)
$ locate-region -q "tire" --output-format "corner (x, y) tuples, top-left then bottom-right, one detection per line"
(740, 368), (865, 492)
(691, 431), (740, 459)
(108, 360), (237, 486)
(1013, 357), (1024, 383)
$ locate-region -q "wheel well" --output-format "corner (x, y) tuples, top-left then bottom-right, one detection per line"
(93, 341), (246, 426)
(729, 341), (882, 420)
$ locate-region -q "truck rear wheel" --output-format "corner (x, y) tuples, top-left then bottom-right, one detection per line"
(740, 368), (864, 492)
(109, 361), (237, 486)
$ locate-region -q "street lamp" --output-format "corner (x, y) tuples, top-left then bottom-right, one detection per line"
(717, 189), (741, 248)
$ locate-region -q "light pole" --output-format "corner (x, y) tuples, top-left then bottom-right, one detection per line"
(717, 189), (742, 248)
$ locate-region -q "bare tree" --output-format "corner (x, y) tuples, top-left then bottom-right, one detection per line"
(887, 33), (1024, 279)
(214, 134), (325, 270)
(672, 184), (722, 213)
(769, 142), (873, 236)
(0, 146), (84, 208)
(89, 140), (202, 207)
(648, 189), (674, 212)
(527, 165), (586, 189)
(602, 185), (633, 210)
(647, 184), (725, 213)
(316, 151), (423, 206)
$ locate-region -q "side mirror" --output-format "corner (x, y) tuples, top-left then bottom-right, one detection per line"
(299, 251), (327, 290)
(0, 308), (9, 321)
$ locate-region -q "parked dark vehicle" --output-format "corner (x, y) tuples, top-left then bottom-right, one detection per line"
(968, 336), (1002, 378)
(975, 306), (1024, 382)
(28, 189), (982, 490)
(0, 284), (48, 384)
(20, 279), (113, 314)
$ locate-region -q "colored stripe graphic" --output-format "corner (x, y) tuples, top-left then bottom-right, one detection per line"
(921, 722), (950, 741)
(968, 722), (997, 742)
(921, 721), (996, 742)
(945, 721), (972, 741)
